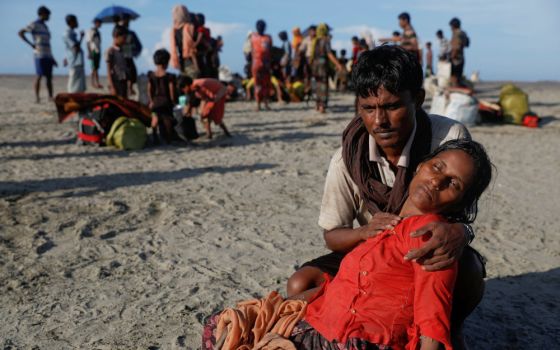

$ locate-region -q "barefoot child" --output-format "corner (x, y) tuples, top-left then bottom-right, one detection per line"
(147, 49), (176, 143)
(178, 76), (231, 139)
(106, 25), (128, 99)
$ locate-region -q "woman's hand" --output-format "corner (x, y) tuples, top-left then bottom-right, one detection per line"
(404, 221), (467, 271)
(359, 212), (402, 240)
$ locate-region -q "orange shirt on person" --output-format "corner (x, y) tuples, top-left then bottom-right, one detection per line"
(304, 214), (457, 350)
(192, 78), (227, 124)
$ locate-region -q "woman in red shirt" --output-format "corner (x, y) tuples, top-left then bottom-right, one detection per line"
(290, 139), (493, 350)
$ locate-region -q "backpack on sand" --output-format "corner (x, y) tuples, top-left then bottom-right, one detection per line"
(76, 104), (109, 146)
(106, 116), (147, 150)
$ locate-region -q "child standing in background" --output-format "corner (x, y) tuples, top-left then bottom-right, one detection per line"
(106, 25), (128, 99)
(87, 18), (103, 89)
(147, 49), (176, 143)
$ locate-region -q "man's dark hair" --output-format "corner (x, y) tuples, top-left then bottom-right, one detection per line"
(112, 25), (127, 38)
(197, 13), (205, 26)
(449, 17), (461, 28)
(421, 139), (494, 224)
(351, 36), (359, 42)
(340, 49), (347, 56)
(426, 41), (432, 47)
(93, 18), (102, 24)
(153, 49), (171, 66)
(436, 29), (443, 37)
(278, 31), (288, 41)
(65, 14), (77, 26)
(351, 45), (423, 98)
(178, 75), (194, 90)
(392, 31), (401, 37)
(38, 6), (50, 16)
(398, 12), (410, 23)
(256, 19), (266, 35)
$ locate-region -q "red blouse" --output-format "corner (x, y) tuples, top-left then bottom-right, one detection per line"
(304, 214), (457, 350)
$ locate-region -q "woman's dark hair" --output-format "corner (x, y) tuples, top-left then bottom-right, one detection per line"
(178, 75), (193, 90)
(112, 25), (127, 38)
(340, 49), (347, 56)
(421, 139), (494, 224)
(256, 20), (266, 35)
(351, 45), (423, 99)
(153, 49), (171, 66)
(398, 12), (410, 22)
(436, 29), (443, 37)
(278, 31), (288, 41)
(392, 31), (401, 37)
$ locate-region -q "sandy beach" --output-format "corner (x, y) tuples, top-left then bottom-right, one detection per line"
(1, 75), (559, 349)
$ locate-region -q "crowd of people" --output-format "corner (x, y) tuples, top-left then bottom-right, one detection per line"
(19, 5), (229, 142)
(240, 12), (470, 116)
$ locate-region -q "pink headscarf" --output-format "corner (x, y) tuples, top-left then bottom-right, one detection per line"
(172, 5), (190, 29)
(170, 4), (195, 69)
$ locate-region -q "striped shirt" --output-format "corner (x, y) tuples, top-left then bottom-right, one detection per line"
(25, 20), (52, 58)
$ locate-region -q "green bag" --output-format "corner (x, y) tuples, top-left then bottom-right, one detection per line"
(106, 116), (147, 150)
(499, 84), (529, 124)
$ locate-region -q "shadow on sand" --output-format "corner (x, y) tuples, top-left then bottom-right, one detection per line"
(466, 267), (560, 348)
(0, 163), (277, 198)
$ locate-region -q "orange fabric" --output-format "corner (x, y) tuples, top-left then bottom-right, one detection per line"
(193, 78), (227, 124)
(291, 27), (303, 52)
(216, 291), (307, 350)
(305, 214), (456, 350)
(170, 23), (196, 69)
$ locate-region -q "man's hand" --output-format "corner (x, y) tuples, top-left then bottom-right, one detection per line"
(404, 221), (467, 271)
(359, 212), (402, 240)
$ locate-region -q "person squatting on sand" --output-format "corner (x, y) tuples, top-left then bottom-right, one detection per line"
(202, 138), (493, 350)
(178, 76), (231, 140)
(18, 6), (58, 103)
(286, 45), (486, 349)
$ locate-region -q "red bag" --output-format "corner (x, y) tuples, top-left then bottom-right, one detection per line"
(522, 112), (539, 128)
(76, 104), (108, 145)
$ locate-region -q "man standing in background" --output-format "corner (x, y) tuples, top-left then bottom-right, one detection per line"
(63, 14), (86, 93)
(87, 18), (103, 89)
(397, 12), (421, 63)
(449, 17), (469, 87)
(18, 6), (58, 103)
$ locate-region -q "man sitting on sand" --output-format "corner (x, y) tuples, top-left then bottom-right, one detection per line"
(286, 45), (485, 349)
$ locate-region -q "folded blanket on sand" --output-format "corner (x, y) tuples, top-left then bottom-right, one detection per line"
(215, 291), (307, 350)
(54, 93), (153, 126)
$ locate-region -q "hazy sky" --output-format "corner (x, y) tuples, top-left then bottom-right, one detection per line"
(2, 0), (559, 81)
